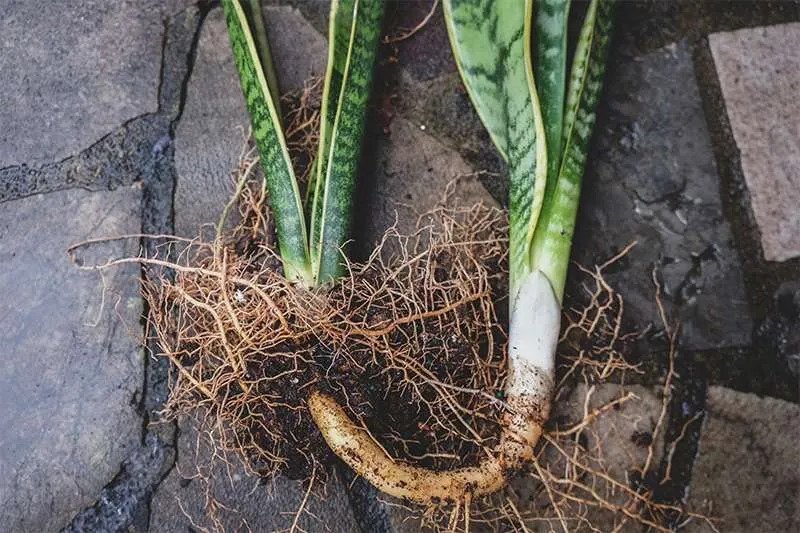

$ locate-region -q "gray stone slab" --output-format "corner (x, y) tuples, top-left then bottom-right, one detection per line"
(688, 386), (800, 532)
(389, 384), (665, 533)
(519, 385), (664, 533)
(174, 6), (327, 239)
(0, 1), (189, 167)
(148, 417), (360, 533)
(0, 186), (144, 532)
(554, 384), (665, 480)
(358, 116), (498, 248)
(574, 41), (752, 350)
(710, 23), (800, 262)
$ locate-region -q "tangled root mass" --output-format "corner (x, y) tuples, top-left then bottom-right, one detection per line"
(135, 81), (714, 531)
(147, 180), (511, 484)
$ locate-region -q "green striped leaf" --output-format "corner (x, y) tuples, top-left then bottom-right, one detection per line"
(530, 0), (614, 300)
(305, 0), (355, 216)
(309, 0), (384, 283)
(534, 0), (570, 199)
(444, 0), (548, 300)
(242, 0), (282, 118)
(221, 0), (312, 282)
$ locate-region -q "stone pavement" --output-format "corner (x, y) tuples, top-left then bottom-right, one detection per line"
(0, 1), (799, 532)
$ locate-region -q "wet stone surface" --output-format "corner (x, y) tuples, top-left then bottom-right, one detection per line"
(0, 186), (144, 532)
(572, 40), (752, 351)
(709, 23), (800, 262)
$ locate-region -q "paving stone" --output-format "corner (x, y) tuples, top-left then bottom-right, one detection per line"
(518, 385), (665, 533)
(0, 1), (189, 167)
(554, 384), (665, 481)
(174, 5), (327, 239)
(388, 384), (665, 533)
(573, 40), (752, 351)
(356, 116), (498, 250)
(148, 417), (360, 532)
(387, 1), (456, 83)
(688, 386), (800, 532)
(709, 23), (800, 262)
(0, 186), (144, 532)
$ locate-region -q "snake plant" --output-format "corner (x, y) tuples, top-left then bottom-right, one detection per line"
(309, 0), (614, 503)
(224, 0), (612, 505)
(221, 0), (383, 285)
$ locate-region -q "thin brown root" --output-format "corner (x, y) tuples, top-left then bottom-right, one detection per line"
(383, 0), (440, 44)
(80, 126), (715, 530)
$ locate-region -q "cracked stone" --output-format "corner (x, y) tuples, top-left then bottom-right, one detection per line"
(147, 417), (359, 532)
(688, 387), (800, 532)
(174, 5), (327, 239)
(0, 6), (200, 206)
(0, 1), (190, 168)
(710, 23), (800, 262)
(573, 41), (752, 350)
(0, 186), (144, 532)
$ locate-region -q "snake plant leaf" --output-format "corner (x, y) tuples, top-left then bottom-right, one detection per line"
(444, 0), (548, 299)
(243, 0), (282, 118)
(307, 0), (356, 218)
(309, 0), (384, 283)
(221, 0), (312, 282)
(534, 0), (570, 197)
(530, 0), (614, 299)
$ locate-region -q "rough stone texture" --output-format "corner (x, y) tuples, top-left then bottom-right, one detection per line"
(688, 386), (800, 532)
(390, 384), (666, 533)
(148, 418), (360, 532)
(553, 385), (665, 481)
(393, 72), (507, 201)
(356, 117), (498, 249)
(517, 385), (665, 533)
(0, 186), (144, 532)
(0, 1), (188, 167)
(387, 1), (456, 83)
(710, 23), (800, 262)
(174, 6), (327, 238)
(573, 41), (752, 350)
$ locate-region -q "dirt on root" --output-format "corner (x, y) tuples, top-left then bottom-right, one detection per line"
(129, 83), (717, 531)
(146, 178), (510, 484)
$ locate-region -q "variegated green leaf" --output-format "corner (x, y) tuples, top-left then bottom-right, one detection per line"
(305, 0), (355, 216)
(309, 0), (383, 283)
(530, 0), (614, 300)
(221, 0), (312, 282)
(243, 0), (282, 118)
(444, 0), (548, 300)
(534, 0), (570, 197)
